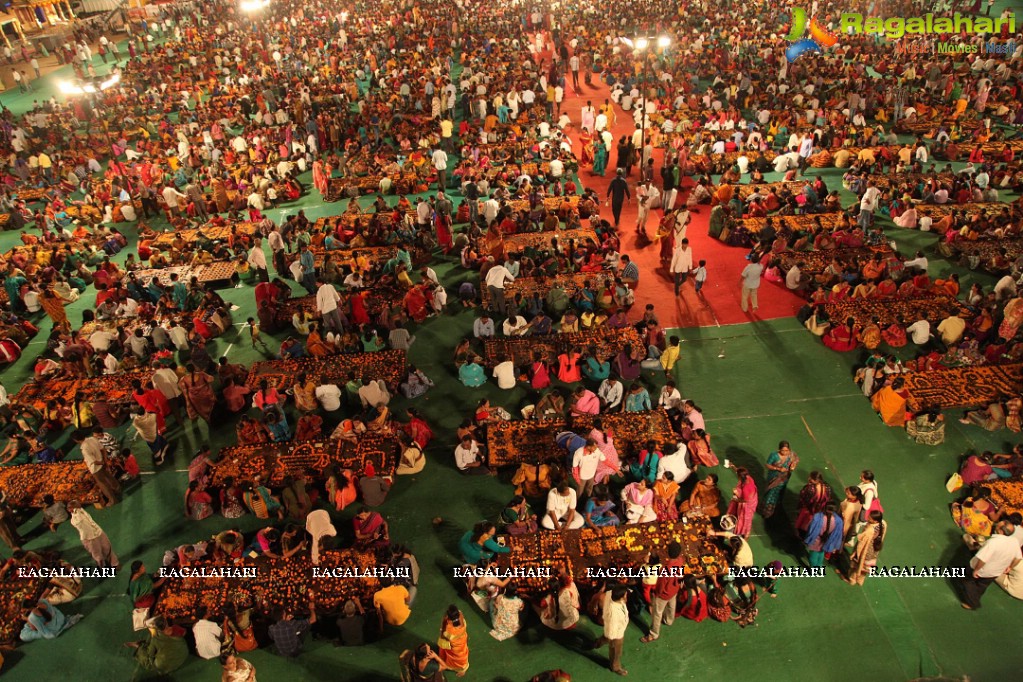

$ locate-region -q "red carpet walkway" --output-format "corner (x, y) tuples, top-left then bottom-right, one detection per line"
(560, 77), (804, 328)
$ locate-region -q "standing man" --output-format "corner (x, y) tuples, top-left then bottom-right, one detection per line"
(569, 53), (581, 89)
(959, 521), (1021, 610)
(641, 541), (684, 643)
(858, 180), (881, 229)
(298, 243), (316, 295)
(797, 133), (814, 175)
(571, 439), (606, 498)
(591, 585), (630, 676)
(485, 261), (515, 316)
(606, 169), (630, 229)
(462, 180), (479, 226)
(74, 428), (119, 507)
(636, 182), (660, 238)
(69, 501), (119, 568)
(740, 259), (763, 313)
(247, 238), (269, 283)
(670, 238), (694, 296)
(316, 279), (344, 333)
(431, 146), (449, 190)
(268, 224), (288, 277)
(162, 184), (187, 219)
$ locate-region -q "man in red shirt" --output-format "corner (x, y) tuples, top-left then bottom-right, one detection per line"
(641, 541), (684, 642)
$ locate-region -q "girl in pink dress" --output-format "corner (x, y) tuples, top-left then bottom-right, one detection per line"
(727, 466), (759, 538)
(590, 420), (621, 484)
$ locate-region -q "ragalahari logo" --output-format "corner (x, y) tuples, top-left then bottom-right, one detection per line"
(785, 7), (839, 62)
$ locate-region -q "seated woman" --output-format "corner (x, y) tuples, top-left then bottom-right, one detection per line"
(905, 408), (944, 445)
(459, 358), (487, 388)
(881, 315), (908, 347)
(951, 486), (1000, 548)
(400, 365), (434, 399)
(306, 324), (334, 356)
(871, 377), (909, 427)
(621, 479), (657, 524)
(501, 496), (539, 535)
(960, 452), (1012, 485)
(960, 402), (1008, 431)
(583, 487), (620, 527)
(124, 613), (189, 673)
(365, 402), (391, 433)
(804, 305), (830, 337)
(678, 473), (722, 518)
(822, 317), (858, 352)
(20, 599), (82, 642)
(353, 507), (390, 551)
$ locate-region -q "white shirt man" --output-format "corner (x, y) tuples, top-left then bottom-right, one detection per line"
(247, 243), (268, 271)
(485, 264), (515, 290)
(80, 435), (107, 475)
(431, 148), (448, 171)
(860, 185), (881, 213)
(657, 443), (692, 484)
(572, 444), (606, 496)
(454, 438), (484, 471)
(162, 185), (187, 209)
(971, 527), (1021, 579)
(152, 367), (183, 399)
(493, 359), (516, 389)
(358, 380), (390, 407)
(482, 196), (500, 224)
(473, 316), (495, 338)
(658, 384), (682, 411)
(88, 329), (117, 352)
(101, 352), (120, 375)
(316, 282), (341, 314)
(906, 318), (931, 345)
(315, 384), (342, 411)
(193, 618), (223, 659)
(598, 378), (623, 410)
(542, 486), (583, 529)
(670, 241), (693, 275)
(904, 254), (928, 273)
(502, 315), (529, 337)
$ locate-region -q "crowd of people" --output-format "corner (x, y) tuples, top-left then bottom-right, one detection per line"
(0, 0), (1020, 678)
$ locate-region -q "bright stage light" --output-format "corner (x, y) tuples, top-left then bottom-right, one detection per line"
(240, 0), (270, 12)
(657, 36), (671, 48)
(635, 37), (649, 50)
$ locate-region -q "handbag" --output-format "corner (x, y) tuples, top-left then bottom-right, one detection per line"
(436, 636), (452, 650)
(132, 607), (151, 631)
(945, 472), (964, 493)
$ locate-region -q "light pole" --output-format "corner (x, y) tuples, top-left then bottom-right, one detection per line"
(623, 35), (670, 183)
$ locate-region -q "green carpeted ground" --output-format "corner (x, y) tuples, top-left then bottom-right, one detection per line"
(1, 29), (1021, 682)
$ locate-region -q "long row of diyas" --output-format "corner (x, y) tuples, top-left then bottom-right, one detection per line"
(903, 363), (1023, 412)
(244, 349), (407, 391)
(0, 461), (102, 509)
(154, 549), (387, 623)
(823, 295), (968, 329)
(210, 433), (401, 486)
(486, 408), (674, 467)
(497, 518), (728, 595)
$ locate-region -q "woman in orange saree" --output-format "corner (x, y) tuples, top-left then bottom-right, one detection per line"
(305, 326), (333, 357)
(871, 377), (909, 427)
(437, 606), (470, 676)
